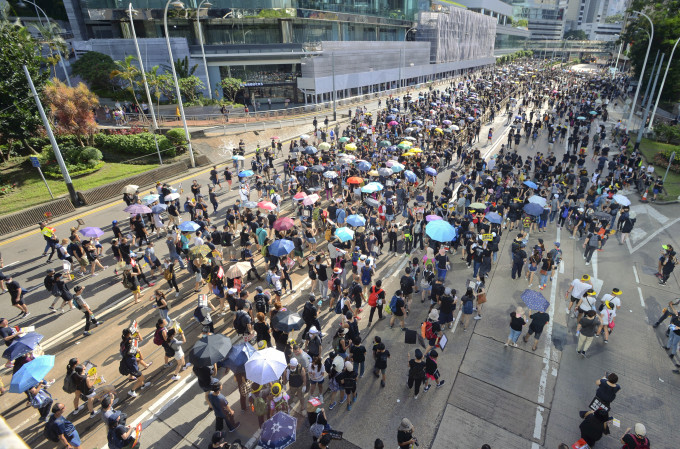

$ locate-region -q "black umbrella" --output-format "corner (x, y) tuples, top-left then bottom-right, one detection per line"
(188, 334), (232, 367)
(592, 211), (611, 221)
(271, 310), (304, 333)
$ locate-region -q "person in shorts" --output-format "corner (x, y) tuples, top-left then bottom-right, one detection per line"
(437, 288), (456, 328)
(522, 309), (550, 351)
(565, 274), (592, 317)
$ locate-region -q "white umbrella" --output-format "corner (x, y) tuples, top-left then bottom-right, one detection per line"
(528, 195), (547, 207)
(302, 194), (319, 206)
(122, 184), (139, 195)
(245, 348), (287, 384)
(164, 192), (180, 201)
(612, 194), (631, 206)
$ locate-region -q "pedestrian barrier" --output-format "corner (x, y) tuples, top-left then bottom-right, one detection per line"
(0, 196), (75, 236)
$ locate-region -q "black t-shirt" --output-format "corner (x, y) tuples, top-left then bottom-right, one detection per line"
(72, 372), (89, 393)
(510, 315), (526, 331)
(595, 381), (620, 404)
(375, 349), (390, 369)
(397, 430), (413, 445)
(316, 264), (328, 282)
(529, 312), (550, 332)
(393, 298), (406, 316)
(400, 276), (415, 295)
(435, 254), (448, 269)
(439, 295), (455, 314)
(350, 345), (367, 363)
(0, 326), (15, 346)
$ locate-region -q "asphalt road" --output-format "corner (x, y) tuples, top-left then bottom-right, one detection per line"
(1, 66), (679, 449)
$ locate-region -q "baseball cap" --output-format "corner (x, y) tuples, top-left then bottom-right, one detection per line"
(444, 287), (452, 295)
(112, 220), (117, 224)
(554, 242), (560, 247)
(344, 361), (353, 371)
(309, 326), (319, 334)
(289, 358), (299, 367)
(255, 286), (263, 293)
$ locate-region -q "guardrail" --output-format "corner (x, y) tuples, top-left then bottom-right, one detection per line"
(0, 197), (76, 236)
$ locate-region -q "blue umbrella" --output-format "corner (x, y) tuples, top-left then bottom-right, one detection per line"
(403, 170), (417, 183)
(79, 227), (104, 238)
(260, 412), (297, 449)
(9, 355), (55, 393)
(294, 165), (307, 172)
(356, 161), (371, 171)
(335, 227), (355, 242)
(386, 115), (396, 121)
(387, 145), (398, 152)
(378, 167), (393, 177)
(523, 180), (538, 189)
(521, 289), (550, 312)
(151, 204), (168, 214)
(141, 194), (160, 204)
(412, 120), (423, 126)
(485, 212), (502, 224)
(218, 342), (257, 374)
(425, 167), (438, 176)
(391, 108), (399, 113)
(425, 221), (457, 242)
(239, 170), (255, 178)
(269, 239), (295, 257)
(178, 221), (200, 232)
(523, 203), (543, 216)
(303, 146), (318, 154)
(3, 333), (44, 361)
(244, 201), (258, 209)
(346, 215), (366, 227)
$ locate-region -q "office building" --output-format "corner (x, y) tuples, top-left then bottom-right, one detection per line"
(452, 0), (530, 54)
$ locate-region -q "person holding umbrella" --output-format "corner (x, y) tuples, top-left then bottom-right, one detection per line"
(28, 382), (53, 422)
(208, 382), (240, 433)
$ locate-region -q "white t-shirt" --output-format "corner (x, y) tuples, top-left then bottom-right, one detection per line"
(579, 295), (597, 311)
(194, 236), (204, 246)
(570, 279), (591, 299)
(600, 307), (616, 325)
(600, 293), (621, 309)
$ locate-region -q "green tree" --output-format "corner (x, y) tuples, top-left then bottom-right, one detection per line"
(220, 77), (243, 103)
(32, 21), (68, 79)
(0, 17), (47, 156)
(71, 51), (117, 94)
(111, 55), (143, 115)
(564, 29), (588, 40)
(163, 56), (198, 79)
(604, 13), (624, 24)
(178, 75), (205, 103)
(145, 65), (174, 107)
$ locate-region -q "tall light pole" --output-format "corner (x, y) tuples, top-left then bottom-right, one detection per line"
(331, 52), (337, 121)
(404, 27), (417, 41)
(128, 3), (163, 165)
(626, 11), (654, 130)
(648, 36), (680, 132)
(613, 40), (623, 78)
(23, 65), (78, 205)
(164, 0), (195, 168)
(196, 0), (213, 100)
(562, 36), (575, 63)
(18, 0), (71, 87)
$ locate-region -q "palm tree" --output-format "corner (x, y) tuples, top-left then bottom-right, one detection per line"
(163, 56), (198, 79)
(32, 22), (67, 79)
(111, 55), (144, 118)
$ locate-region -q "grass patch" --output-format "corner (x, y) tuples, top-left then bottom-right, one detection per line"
(636, 137), (680, 200)
(0, 158), (157, 215)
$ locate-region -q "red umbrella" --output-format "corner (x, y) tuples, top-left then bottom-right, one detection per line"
(293, 192), (307, 200)
(347, 177), (364, 185)
(273, 217), (295, 231)
(257, 201), (277, 211)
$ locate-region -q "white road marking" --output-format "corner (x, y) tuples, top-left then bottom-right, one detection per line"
(450, 308), (463, 334)
(3, 261), (19, 267)
(630, 217), (680, 254)
(629, 228), (647, 243)
(637, 287), (645, 308)
(632, 265), (640, 284)
(645, 205), (669, 224)
(533, 405), (545, 439)
(592, 250), (598, 280)
(556, 228), (565, 273)
(537, 261), (557, 405)
(391, 258), (410, 277)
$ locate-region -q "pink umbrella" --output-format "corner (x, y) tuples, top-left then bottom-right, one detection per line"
(426, 215), (443, 222)
(273, 217), (295, 231)
(302, 194), (320, 206)
(293, 192), (307, 200)
(257, 201), (277, 211)
(388, 120), (399, 126)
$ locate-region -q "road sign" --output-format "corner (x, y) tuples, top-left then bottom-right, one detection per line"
(31, 157), (53, 199)
(30, 156), (40, 168)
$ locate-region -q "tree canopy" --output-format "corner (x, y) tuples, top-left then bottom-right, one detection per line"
(564, 29), (588, 40)
(71, 51), (117, 94)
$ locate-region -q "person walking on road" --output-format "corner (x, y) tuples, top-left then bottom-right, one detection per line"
(597, 300), (616, 344)
(652, 298), (680, 328)
(372, 339), (390, 388)
(566, 274), (593, 318)
(583, 231), (602, 266)
(505, 307), (526, 347)
(576, 310), (600, 357)
(406, 348), (426, 399)
(73, 286), (101, 337)
(5, 274), (29, 318)
(45, 403), (82, 449)
(208, 382), (240, 432)
(620, 423), (650, 449)
(397, 418), (417, 448)
(522, 309), (550, 351)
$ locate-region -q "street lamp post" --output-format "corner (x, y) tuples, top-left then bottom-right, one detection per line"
(128, 3), (163, 165)
(613, 40), (623, 78)
(196, 0), (213, 100)
(18, 0), (71, 87)
(641, 50), (660, 110)
(648, 36), (680, 132)
(331, 52), (337, 121)
(635, 52), (664, 148)
(164, 0), (195, 168)
(23, 64), (78, 205)
(626, 11), (654, 131)
(404, 27), (417, 41)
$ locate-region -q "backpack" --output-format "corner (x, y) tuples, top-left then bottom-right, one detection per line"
(62, 372), (76, 394)
(56, 244), (65, 260)
(333, 297), (343, 315)
(51, 283), (61, 298)
(390, 295), (399, 314)
(122, 275), (133, 289)
(421, 321), (436, 340)
(302, 302), (316, 321)
(234, 311), (249, 334)
(163, 268), (173, 281)
(265, 271), (273, 287)
(153, 328), (165, 346)
(254, 294), (269, 314)
(588, 234), (600, 247)
(361, 265), (372, 284)
(288, 366), (303, 388)
(253, 395), (267, 415)
(368, 287), (383, 307)
(44, 419), (60, 442)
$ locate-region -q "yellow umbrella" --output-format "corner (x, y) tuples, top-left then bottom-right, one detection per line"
(408, 148), (423, 153)
(434, 128), (443, 133)
(345, 143), (357, 151)
(399, 141), (413, 147)
(368, 170), (380, 177)
(402, 152), (416, 157)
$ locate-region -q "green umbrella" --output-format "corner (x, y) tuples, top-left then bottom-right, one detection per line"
(397, 143), (410, 151)
(338, 136), (350, 143)
(379, 140), (392, 147)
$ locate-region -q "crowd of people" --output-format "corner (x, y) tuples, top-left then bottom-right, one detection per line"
(1, 58), (672, 449)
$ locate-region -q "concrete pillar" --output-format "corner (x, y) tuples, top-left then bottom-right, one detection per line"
(208, 65), (221, 98)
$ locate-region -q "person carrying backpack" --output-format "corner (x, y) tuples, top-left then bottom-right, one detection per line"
(421, 309), (442, 353)
(44, 402), (82, 448)
(367, 280), (385, 325)
(389, 290), (406, 330)
(29, 383), (53, 422)
(106, 413), (136, 449)
(620, 423), (650, 449)
(583, 231), (601, 265)
(233, 310), (252, 337)
(302, 294), (321, 339)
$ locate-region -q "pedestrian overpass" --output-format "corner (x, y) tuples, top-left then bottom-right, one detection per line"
(524, 40), (617, 59)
